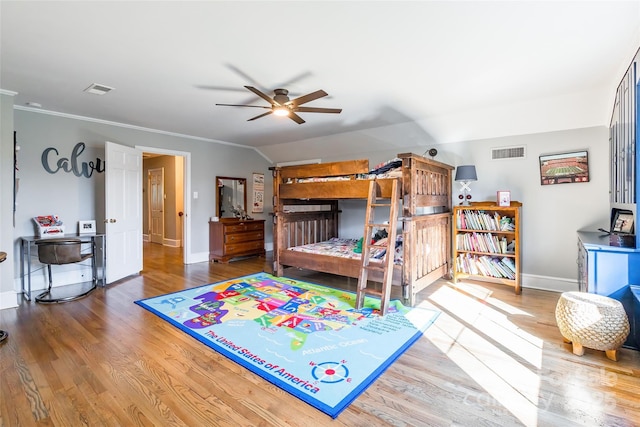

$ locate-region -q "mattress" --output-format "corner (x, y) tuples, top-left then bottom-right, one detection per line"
(287, 237), (403, 264)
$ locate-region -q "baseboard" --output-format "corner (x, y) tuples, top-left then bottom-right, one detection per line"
(187, 251), (210, 264)
(187, 245), (270, 265)
(12, 264), (96, 295)
(143, 235), (181, 247)
(0, 290), (18, 309)
(163, 238), (181, 248)
(522, 273), (578, 293)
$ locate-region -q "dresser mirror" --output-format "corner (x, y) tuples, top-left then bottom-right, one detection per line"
(217, 176), (248, 219)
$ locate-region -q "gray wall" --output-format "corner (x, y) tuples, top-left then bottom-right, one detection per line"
(439, 127), (610, 283)
(7, 109), (273, 301)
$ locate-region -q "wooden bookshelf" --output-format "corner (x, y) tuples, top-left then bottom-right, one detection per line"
(453, 201), (522, 294)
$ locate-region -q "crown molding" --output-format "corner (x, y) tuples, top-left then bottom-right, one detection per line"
(12, 105), (275, 164)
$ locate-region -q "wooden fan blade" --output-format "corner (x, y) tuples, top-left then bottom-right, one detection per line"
(289, 90), (328, 107)
(289, 112), (305, 124)
(215, 103), (271, 109)
(244, 86), (278, 106)
(248, 111), (273, 121)
(295, 106), (342, 114)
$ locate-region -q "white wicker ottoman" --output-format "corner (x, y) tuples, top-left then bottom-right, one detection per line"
(555, 291), (630, 361)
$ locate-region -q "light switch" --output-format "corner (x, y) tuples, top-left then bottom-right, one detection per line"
(193, 191), (198, 199)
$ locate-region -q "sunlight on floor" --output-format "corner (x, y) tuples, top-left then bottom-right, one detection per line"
(424, 281), (545, 426)
(450, 281), (532, 316)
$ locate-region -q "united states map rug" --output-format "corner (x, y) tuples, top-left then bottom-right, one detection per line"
(135, 272), (439, 418)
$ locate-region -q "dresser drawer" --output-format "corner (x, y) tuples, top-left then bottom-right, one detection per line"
(225, 230), (264, 244)
(224, 240), (264, 256)
(224, 221), (264, 233)
(210, 219), (265, 263)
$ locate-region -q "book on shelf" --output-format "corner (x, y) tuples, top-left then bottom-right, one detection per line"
(455, 253), (516, 280)
(456, 232), (511, 255)
(472, 232), (486, 252)
(491, 258), (514, 279)
(500, 217), (515, 231)
(501, 257), (516, 272)
(457, 208), (515, 232)
(500, 237), (507, 253)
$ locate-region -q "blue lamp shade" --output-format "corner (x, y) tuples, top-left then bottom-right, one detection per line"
(455, 165), (477, 181)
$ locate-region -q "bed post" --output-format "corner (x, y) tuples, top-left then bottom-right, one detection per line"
(400, 154), (417, 305)
(401, 219), (414, 305)
(397, 153), (454, 304)
(270, 166), (283, 276)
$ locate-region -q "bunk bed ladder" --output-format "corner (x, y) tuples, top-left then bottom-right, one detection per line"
(356, 178), (400, 316)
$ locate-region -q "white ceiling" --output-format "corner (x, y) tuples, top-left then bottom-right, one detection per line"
(2, 1), (640, 156)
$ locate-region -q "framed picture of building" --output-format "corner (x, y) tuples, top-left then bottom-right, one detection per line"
(539, 150), (589, 186)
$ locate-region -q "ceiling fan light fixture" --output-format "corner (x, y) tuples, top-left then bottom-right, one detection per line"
(273, 106), (290, 117)
(216, 86), (340, 124)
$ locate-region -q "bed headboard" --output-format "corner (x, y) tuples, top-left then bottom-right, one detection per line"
(397, 153), (453, 215)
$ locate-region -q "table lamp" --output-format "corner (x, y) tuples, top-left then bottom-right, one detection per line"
(455, 165), (477, 206)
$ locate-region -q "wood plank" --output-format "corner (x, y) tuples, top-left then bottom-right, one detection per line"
(275, 159), (369, 179)
(279, 249), (403, 284)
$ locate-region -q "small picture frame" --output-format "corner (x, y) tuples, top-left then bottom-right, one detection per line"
(79, 220), (96, 234)
(612, 212), (634, 234)
(497, 191), (511, 207)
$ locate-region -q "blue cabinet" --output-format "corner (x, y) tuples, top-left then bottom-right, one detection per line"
(609, 49), (639, 248)
(588, 46), (640, 350)
(578, 231), (640, 350)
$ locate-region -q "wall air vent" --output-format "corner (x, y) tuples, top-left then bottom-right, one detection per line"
(491, 145), (526, 160)
(84, 83), (114, 95)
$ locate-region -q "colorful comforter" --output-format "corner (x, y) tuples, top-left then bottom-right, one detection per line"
(287, 237), (403, 264)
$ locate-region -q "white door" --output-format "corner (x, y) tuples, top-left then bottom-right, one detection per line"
(105, 141), (143, 283)
(149, 168), (164, 244)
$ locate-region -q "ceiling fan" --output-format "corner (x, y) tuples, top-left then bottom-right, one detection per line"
(216, 86), (342, 124)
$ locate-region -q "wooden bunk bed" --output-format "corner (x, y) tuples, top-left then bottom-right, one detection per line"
(271, 153), (454, 306)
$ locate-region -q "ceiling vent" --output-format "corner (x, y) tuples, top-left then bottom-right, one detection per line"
(84, 83), (114, 95)
(491, 145), (526, 160)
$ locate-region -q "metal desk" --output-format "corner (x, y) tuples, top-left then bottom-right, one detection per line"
(20, 233), (106, 301)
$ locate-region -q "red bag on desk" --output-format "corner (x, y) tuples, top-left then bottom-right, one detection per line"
(33, 215), (65, 237)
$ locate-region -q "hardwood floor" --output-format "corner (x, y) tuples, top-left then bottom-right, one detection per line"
(1, 242), (639, 426)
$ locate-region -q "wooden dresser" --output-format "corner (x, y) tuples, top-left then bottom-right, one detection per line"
(209, 219), (265, 263)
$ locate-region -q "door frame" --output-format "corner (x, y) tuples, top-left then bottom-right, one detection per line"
(137, 145), (192, 264)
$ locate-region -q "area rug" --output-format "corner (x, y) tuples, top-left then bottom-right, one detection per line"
(134, 272), (439, 418)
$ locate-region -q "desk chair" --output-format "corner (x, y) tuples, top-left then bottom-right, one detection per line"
(35, 238), (97, 303)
